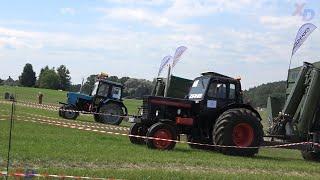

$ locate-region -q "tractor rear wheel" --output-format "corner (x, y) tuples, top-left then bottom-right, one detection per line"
(301, 150), (320, 162)
(60, 105), (79, 120)
(213, 108), (263, 156)
(129, 123), (148, 145)
(98, 103), (124, 125)
(146, 122), (177, 150)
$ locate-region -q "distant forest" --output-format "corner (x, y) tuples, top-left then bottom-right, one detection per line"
(243, 81), (287, 108)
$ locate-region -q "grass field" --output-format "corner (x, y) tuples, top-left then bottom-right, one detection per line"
(0, 86), (319, 179)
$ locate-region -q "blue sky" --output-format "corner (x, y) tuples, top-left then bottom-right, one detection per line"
(0, 0), (320, 89)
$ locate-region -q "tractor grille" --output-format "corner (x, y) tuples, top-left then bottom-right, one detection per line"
(142, 98), (149, 119)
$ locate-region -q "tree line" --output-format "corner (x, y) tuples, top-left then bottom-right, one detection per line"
(0, 63), (154, 99)
(0, 63), (72, 90)
(243, 81), (287, 108)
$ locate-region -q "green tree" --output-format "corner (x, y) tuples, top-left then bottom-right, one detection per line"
(37, 66), (49, 87)
(57, 65), (71, 90)
(124, 78), (153, 98)
(243, 81), (286, 108)
(38, 67), (60, 89)
(119, 77), (130, 84)
(107, 76), (119, 83)
(69, 84), (81, 92)
(81, 75), (97, 94)
(19, 63), (36, 87)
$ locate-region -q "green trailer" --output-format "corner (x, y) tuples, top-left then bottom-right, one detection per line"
(268, 62), (320, 161)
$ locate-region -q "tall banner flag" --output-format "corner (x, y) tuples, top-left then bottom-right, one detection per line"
(172, 46), (187, 68)
(291, 23), (317, 57)
(157, 55), (172, 77)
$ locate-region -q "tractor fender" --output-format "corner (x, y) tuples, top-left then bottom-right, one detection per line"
(218, 103), (262, 120)
(159, 118), (176, 125)
(100, 99), (128, 115)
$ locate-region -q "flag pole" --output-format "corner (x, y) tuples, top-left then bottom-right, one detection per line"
(286, 55), (293, 88)
(164, 65), (171, 97)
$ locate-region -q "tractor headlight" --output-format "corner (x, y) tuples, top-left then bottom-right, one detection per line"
(156, 110), (159, 117)
(177, 109), (181, 115)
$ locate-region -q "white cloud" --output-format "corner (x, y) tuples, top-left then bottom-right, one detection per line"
(259, 15), (302, 29)
(98, 0), (268, 28)
(98, 7), (176, 28)
(60, 8), (76, 15)
(164, 0), (266, 19)
(105, 0), (167, 6)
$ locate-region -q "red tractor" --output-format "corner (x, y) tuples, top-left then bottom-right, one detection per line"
(129, 72), (264, 156)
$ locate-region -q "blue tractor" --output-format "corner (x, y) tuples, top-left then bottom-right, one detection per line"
(59, 79), (128, 125)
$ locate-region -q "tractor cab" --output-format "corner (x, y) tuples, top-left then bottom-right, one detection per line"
(90, 79), (123, 108)
(188, 72), (243, 108)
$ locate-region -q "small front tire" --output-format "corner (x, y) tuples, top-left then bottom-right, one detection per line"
(301, 150), (320, 162)
(129, 123), (148, 145)
(146, 122), (177, 150)
(60, 105), (79, 120)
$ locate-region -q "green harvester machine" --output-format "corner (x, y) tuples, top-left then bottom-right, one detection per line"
(268, 61), (320, 161)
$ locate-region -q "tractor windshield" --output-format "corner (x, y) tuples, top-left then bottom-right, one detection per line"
(91, 82), (99, 96)
(188, 77), (210, 99)
(111, 86), (121, 99)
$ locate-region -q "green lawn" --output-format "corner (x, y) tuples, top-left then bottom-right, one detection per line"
(0, 86), (319, 179)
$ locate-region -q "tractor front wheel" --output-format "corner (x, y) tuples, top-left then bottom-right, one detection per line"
(94, 114), (102, 123)
(129, 123), (148, 145)
(59, 105), (79, 120)
(301, 150), (320, 162)
(213, 108), (263, 156)
(146, 122), (177, 150)
(98, 103), (124, 125)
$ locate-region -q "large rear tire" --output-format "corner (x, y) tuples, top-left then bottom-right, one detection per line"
(301, 150), (320, 162)
(146, 122), (177, 150)
(213, 108), (263, 156)
(129, 123), (148, 145)
(97, 103), (124, 125)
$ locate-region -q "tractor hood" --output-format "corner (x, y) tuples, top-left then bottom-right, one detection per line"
(67, 92), (93, 105)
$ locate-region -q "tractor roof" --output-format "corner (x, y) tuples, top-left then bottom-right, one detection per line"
(98, 79), (123, 87)
(201, 71), (231, 78)
(200, 72), (239, 83)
